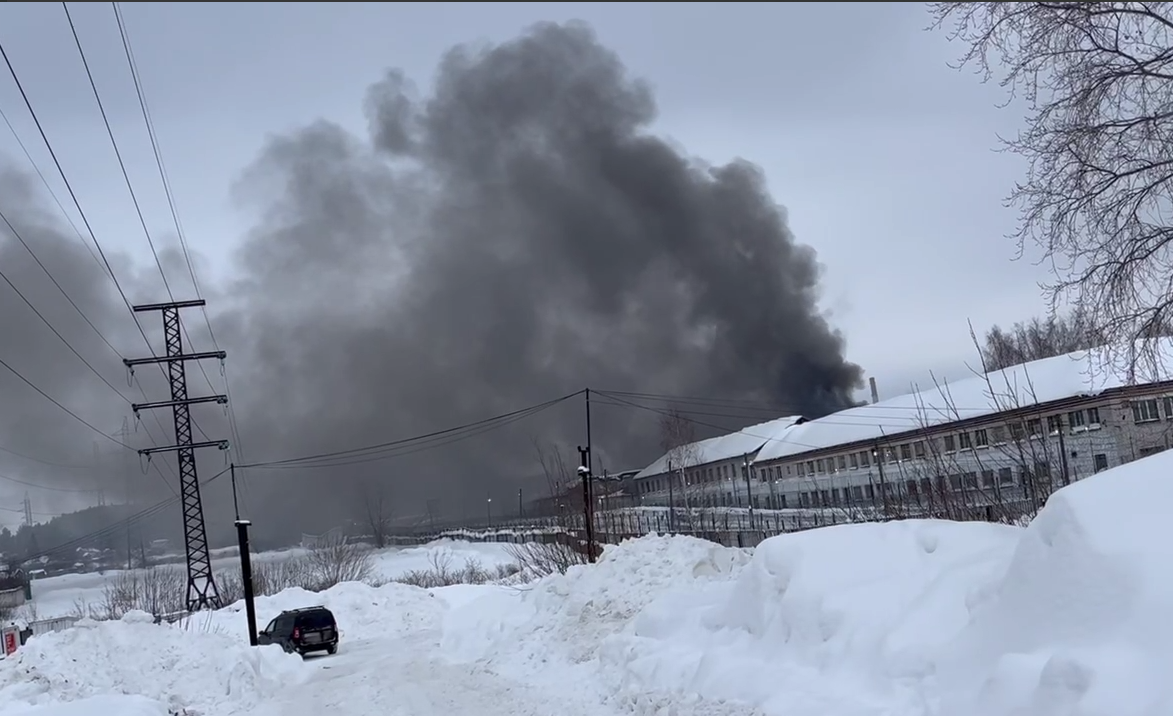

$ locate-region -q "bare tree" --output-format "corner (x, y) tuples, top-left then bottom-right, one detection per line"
(884, 323), (1071, 525)
(658, 409), (702, 528)
(355, 478), (394, 548)
(930, 3), (1173, 370)
(982, 308), (1107, 370)
(507, 440), (590, 578)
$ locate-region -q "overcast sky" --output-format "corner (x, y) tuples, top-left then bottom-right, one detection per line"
(0, 2), (1047, 527)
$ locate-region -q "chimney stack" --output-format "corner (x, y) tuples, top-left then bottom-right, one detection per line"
(869, 376), (880, 404)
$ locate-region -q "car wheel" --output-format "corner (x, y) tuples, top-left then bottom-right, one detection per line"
(327, 645), (337, 655)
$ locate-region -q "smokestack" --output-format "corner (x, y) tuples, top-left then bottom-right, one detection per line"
(869, 376), (880, 404)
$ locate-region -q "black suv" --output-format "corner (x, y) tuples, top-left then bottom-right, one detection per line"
(257, 606), (338, 656)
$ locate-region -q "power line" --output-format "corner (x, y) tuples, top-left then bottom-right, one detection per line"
(0, 444), (90, 470)
(0, 105), (105, 272)
(240, 391), (584, 469)
(61, 1), (172, 301)
(0, 15), (202, 465)
(0, 471), (98, 494)
(61, 2), (215, 446)
(17, 465), (230, 563)
(110, 1), (239, 450)
(0, 212), (136, 405)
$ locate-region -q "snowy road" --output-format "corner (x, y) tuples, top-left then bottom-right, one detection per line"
(239, 632), (765, 716)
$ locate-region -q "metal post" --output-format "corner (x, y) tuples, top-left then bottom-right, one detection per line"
(123, 299), (229, 611)
(517, 488), (523, 518)
(743, 454), (755, 529)
(577, 445), (596, 563)
(235, 519), (258, 647)
(231, 464), (240, 521)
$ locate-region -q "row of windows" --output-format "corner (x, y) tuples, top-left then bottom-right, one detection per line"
(1129, 396), (1173, 423)
(636, 461), (747, 495)
(754, 407), (1106, 481)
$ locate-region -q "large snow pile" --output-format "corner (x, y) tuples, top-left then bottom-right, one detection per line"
(0, 610), (305, 714)
(203, 578), (448, 639)
(441, 451), (1173, 716)
(440, 534), (749, 691)
(931, 456), (1173, 716)
(600, 521), (1019, 714)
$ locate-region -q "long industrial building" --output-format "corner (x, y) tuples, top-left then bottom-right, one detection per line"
(633, 341), (1173, 516)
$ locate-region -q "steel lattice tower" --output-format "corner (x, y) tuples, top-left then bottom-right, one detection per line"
(124, 299), (229, 611)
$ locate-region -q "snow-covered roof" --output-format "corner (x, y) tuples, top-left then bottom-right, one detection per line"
(754, 339), (1173, 464)
(635, 415), (805, 479)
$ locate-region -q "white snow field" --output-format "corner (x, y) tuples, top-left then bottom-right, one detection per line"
(0, 450), (1170, 716)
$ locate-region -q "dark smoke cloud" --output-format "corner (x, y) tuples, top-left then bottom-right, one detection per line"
(217, 21), (861, 536)
(0, 21), (861, 543)
(0, 168), (195, 524)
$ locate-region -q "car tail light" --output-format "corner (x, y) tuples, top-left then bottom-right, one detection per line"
(292, 627), (301, 641)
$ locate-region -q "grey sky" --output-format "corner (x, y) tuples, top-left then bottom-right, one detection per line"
(0, 2), (1045, 529)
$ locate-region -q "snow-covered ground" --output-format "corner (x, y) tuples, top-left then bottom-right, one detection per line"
(21, 540), (516, 621)
(1, 448), (1170, 716)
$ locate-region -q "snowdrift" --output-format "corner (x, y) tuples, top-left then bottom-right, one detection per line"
(932, 456), (1173, 716)
(442, 450), (1173, 716)
(440, 534), (749, 690)
(205, 579), (448, 640)
(0, 610), (305, 714)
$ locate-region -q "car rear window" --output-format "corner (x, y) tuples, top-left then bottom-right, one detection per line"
(298, 611), (335, 629)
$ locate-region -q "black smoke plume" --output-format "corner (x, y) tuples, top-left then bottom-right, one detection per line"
(0, 21), (861, 544)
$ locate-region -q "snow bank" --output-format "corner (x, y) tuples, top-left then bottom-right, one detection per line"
(598, 521), (1018, 714)
(933, 455), (1173, 716)
(204, 579), (447, 641)
(0, 610), (306, 714)
(440, 534), (749, 691)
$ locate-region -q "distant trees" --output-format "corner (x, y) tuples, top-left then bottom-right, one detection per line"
(659, 409), (701, 514)
(354, 478), (394, 548)
(981, 309), (1103, 371)
(930, 3), (1173, 367)
(980, 307), (1173, 372)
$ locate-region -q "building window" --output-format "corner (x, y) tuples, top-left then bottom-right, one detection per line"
(1087, 406), (1101, 425)
(906, 479), (918, 496)
(1068, 410), (1086, 429)
(851, 486), (863, 500)
(990, 425), (1006, 444)
(913, 441), (926, 459)
(1165, 397), (1173, 420)
(981, 469), (995, 487)
(974, 429), (989, 447)
(998, 467), (1013, 484)
(849, 453), (859, 469)
(899, 443), (912, 461)
(837, 455), (847, 470)
(1047, 415), (1062, 434)
(807, 461), (815, 475)
(1093, 453), (1108, 472)
(860, 451), (871, 468)
(1008, 422), (1024, 440)
(886, 447), (898, 464)
(949, 474), (962, 490)
(817, 459), (827, 474)
(1133, 399), (1160, 423)
(963, 472), (978, 489)
(1026, 418), (1043, 436)
(943, 434), (957, 452)
(959, 432), (973, 449)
